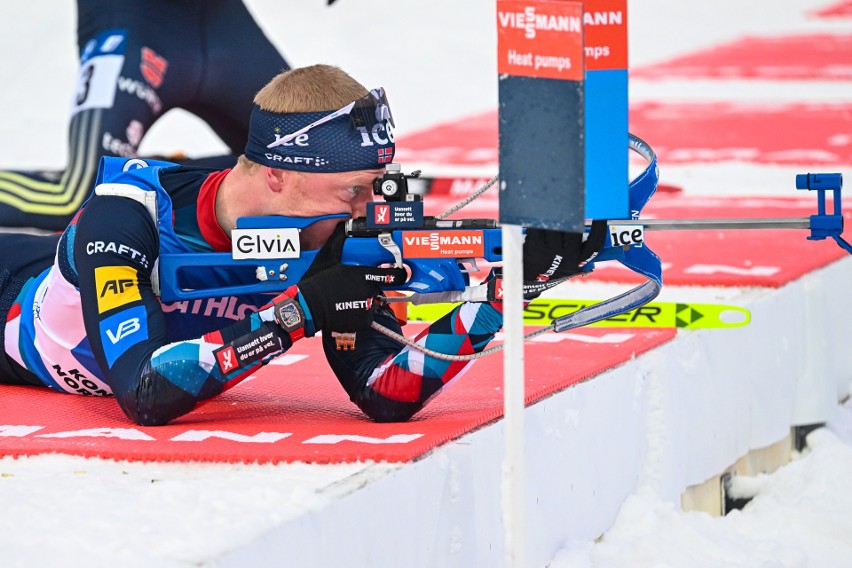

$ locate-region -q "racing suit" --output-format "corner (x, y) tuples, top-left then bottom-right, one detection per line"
(0, 157), (504, 425)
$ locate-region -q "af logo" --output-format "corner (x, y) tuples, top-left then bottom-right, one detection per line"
(94, 266), (141, 313)
(101, 279), (134, 296)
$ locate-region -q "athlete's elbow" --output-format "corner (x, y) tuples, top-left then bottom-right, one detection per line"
(355, 397), (421, 423)
(115, 367), (200, 426)
(126, 408), (174, 427)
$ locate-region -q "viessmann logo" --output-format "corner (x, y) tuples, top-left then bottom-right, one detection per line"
(498, 5), (623, 39)
(401, 230), (485, 258)
(231, 228), (301, 260)
(498, 6), (581, 39)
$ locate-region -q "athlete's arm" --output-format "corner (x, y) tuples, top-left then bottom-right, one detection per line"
(319, 226), (605, 422)
(73, 193), (296, 425)
(322, 301), (504, 423)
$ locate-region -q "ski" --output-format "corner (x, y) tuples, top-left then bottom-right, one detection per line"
(407, 298), (750, 329)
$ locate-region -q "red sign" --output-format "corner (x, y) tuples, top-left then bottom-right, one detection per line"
(373, 204), (391, 225)
(215, 346), (238, 373)
(401, 230), (486, 258)
(580, 0), (628, 70)
(497, 0), (585, 80)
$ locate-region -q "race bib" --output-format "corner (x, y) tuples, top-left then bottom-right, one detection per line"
(71, 29), (128, 114)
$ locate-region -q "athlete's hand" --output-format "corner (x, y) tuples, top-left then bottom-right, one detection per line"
(291, 264), (407, 335)
(522, 221), (607, 297)
(301, 221), (347, 280)
(523, 228), (585, 283)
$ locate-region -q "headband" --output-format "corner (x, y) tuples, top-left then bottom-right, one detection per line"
(244, 101), (395, 173)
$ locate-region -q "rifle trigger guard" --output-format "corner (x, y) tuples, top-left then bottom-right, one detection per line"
(378, 232), (404, 268)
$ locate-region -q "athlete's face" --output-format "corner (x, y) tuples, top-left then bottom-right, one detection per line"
(286, 169), (380, 218)
(282, 168), (381, 249)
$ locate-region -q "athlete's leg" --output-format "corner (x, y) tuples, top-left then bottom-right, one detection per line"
(184, 0), (291, 154)
(0, 233), (61, 385)
(0, 0), (204, 231)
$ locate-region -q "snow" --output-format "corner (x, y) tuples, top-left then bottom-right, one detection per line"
(3, 404), (852, 567)
(551, 401), (852, 568)
(1, 0), (852, 566)
(0, 457), (398, 567)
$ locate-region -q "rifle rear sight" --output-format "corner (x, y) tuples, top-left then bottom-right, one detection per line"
(372, 163), (422, 202)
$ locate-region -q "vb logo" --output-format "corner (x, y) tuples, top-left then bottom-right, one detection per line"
(100, 279), (135, 297)
(105, 317), (141, 344)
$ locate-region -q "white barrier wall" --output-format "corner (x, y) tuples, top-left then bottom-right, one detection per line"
(217, 257), (852, 567)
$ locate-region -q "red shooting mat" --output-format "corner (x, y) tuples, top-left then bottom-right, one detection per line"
(0, 326), (673, 464)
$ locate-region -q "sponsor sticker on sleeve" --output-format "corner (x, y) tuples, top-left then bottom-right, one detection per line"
(74, 30), (127, 114)
(95, 265), (141, 313)
(99, 305), (148, 367)
(213, 327), (282, 374)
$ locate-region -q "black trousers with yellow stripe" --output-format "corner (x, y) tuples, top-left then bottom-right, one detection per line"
(0, 0), (288, 231)
(0, 233), (60, 385)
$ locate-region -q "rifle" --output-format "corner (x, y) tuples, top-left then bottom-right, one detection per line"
(158, 135), (849, 338)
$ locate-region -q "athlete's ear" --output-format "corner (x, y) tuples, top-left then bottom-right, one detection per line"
(264, 166), (287, 193)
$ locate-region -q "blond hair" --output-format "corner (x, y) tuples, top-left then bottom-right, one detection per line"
(238, 65), (369, 170)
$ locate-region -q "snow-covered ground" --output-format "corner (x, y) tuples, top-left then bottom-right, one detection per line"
(551, 400), (852, 568)
(1, 1), (851, 566)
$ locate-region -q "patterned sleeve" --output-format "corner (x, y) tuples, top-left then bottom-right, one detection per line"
(322, 301), (504, 422)
(73, 194), (294, 425)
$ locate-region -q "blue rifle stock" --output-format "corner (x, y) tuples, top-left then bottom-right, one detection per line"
(157, 214), (505, 303)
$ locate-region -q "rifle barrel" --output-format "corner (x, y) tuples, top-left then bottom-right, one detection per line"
(604, 217), (812, 231)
